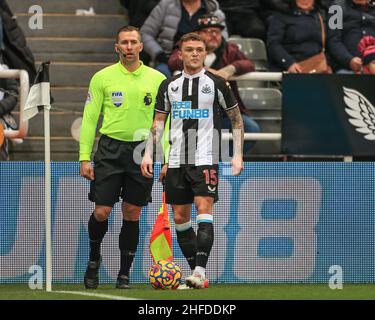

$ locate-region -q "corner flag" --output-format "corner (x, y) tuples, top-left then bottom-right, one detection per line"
(149, 191), (173, 263)
(23, 61), (53, 292)
(23, 62), (51, 121)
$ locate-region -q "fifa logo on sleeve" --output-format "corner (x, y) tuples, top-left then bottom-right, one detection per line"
(172, 101), (209, 119)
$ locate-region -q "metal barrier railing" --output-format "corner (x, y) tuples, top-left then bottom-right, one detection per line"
(231, 71), (282, 82)
(0, 70), (281, 142)
(222, 132), (282, 141)
(0, 69), (30, 140)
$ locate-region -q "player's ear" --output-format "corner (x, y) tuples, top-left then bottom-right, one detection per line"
(114, 43), (119, 54)
(178, 49), (182, 60)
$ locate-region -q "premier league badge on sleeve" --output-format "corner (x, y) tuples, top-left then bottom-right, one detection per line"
(144, 93), (152, 106)
(111, 92), (124, 107)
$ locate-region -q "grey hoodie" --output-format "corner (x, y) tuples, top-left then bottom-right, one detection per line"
(141, 0), (227, 60)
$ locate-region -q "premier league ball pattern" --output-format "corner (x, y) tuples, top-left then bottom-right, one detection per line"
(149, 260), (182, 290)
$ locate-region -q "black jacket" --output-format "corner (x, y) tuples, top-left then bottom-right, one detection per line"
(0, 0), (36, 82)
(267, 8), (327, 70)
(217, 0), (260, 12)
(261, 0), (333, 22)
(328, 0), (375, 70)
(119, 0), (160, 27)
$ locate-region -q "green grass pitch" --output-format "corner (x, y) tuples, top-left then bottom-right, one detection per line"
(2, 284), (375, 300)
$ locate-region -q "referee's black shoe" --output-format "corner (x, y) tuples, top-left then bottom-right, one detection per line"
(84, 258), (101, 289)
(116, 275), (131, 289)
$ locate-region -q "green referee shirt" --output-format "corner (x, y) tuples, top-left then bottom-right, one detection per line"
(79, 61), (166, 161)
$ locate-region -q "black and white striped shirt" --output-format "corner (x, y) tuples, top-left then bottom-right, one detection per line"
(155, 69), (238, 168)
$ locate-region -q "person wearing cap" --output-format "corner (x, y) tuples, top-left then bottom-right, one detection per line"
(358, 35), (375, 74)
(168, 14), (260, 155)
(141, 0), (228, 77)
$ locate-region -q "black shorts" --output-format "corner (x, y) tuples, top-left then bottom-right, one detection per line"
(89, 135), (153, 207)
(165, 165), (219, 205)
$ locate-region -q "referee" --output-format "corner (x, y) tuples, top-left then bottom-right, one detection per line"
(142, 33), (244, 289)
(80, 26), (165, 289)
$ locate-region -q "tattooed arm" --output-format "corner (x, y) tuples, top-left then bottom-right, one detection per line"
(225, 106), (244, 176)
(141, 112), (167, 178)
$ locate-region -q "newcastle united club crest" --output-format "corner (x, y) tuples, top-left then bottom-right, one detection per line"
(201, 84), (212, 94)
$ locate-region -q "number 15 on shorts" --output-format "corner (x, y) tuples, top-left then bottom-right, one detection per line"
(203, 168), (218, 193)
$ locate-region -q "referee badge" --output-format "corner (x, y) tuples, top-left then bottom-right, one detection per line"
(144, 92), (152, 106)
(111, 92), (124, 107)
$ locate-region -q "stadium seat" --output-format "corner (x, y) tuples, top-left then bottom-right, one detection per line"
(239, 88), (282, 155)
(228, 37), (268, 71)
(238, 87), (282, 114)
(239, 87), (281, 142)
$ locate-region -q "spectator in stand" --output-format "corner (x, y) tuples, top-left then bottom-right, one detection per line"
(0, 57), (19, 161)
(119, 0), (160, 27)
(261, 0), (332, 20)
(118, 0), (160, 65)
(321, 0), (334, 8)
(358, 35), (375, 73)
(141, 0), (227, 77)
(328, 0), (375, 73)
(168, 14), (260, 154)
(0, 0), (36, 82)
(217, 0), (266, 39)
(261, 0), (291, 25)
(266, 0), (331, 72)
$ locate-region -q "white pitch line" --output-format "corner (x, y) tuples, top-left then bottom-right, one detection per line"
(53, 290), (140, 300)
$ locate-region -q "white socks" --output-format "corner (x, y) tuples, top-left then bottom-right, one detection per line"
(194, 266), (206, 278)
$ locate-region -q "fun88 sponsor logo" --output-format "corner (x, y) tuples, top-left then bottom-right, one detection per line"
(172, 101), (209, 119)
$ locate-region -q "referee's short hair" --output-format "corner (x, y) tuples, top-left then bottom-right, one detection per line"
(179, 32), (206, 49)
(116, 25), (142, 43)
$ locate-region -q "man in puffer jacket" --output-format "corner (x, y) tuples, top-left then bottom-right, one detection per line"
(141, 0), (227, 77)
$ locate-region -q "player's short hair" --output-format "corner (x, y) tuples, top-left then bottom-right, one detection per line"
(179, 33), (206, 49)
(116, 25), (142, 43)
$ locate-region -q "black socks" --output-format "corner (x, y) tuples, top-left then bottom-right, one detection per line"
(176, 226), (197, 271)
(196, 222), (214, 269)
(119, 220), (139, 277)
(88, 213), (108, 262)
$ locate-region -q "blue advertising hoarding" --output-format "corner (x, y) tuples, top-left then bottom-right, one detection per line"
(1, 162), (374, 283)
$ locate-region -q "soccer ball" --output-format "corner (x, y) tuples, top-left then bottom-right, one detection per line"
(149, 260), (182, 290)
